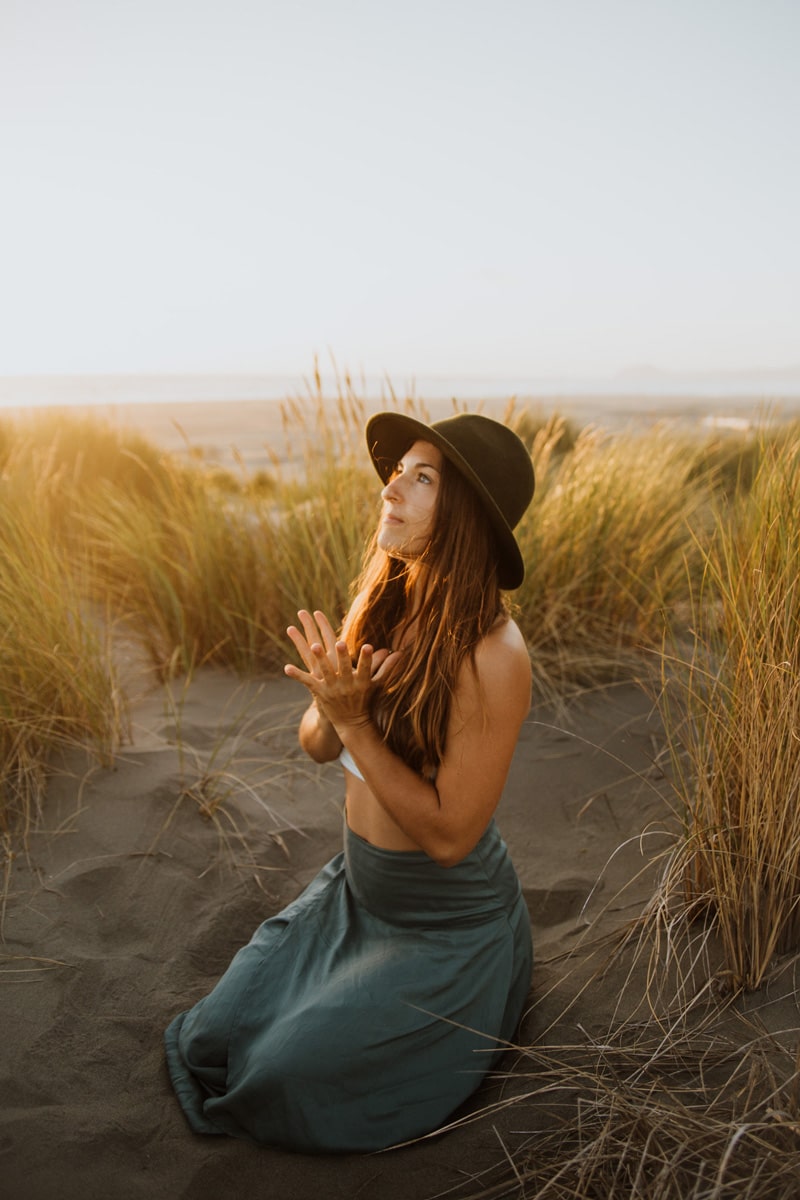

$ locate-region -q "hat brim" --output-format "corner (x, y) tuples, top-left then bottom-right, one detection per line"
(365, 412), (526, 590)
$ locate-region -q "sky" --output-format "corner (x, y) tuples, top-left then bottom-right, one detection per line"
(1, 0), (798, 383)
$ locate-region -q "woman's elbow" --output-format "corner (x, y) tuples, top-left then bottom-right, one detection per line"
(428, 833), (478, 869)
(298, 729), (341, 764)
(301, 741), (341, 765)
(432, 850), (465, 869)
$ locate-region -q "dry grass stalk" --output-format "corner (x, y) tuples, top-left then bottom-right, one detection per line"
(645, 433), (800, 991)
(80, 464), (284, 678)
(138, 676), (321, 879)
(516, 420), (710, 696)
(431, 1012), (800, 1200)
(0, 472), (125, 838)
(3, 395), (785, 702)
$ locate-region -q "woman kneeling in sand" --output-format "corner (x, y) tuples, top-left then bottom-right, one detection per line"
(165, 411), (535, 1152)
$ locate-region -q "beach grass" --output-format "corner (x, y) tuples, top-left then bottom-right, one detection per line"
(450, 1009), (800, 1199)
(642, 430), (800, 993)
(0, 401), (796, 844)
(78, 462), (283, 678)
(0, 462), (125, 837)
(515, 417), (712, 695)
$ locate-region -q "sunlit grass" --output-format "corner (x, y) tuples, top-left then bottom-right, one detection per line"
(80, 465), (282, 678)
(0, 469), (125, 836)
(73, 379), (383, 677)
(514, 417), (712, 694)
(644, 431), (800, 991)
(2, 398), (799, 972)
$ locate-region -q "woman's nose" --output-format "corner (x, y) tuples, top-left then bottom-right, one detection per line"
(381, 476), (402, 502)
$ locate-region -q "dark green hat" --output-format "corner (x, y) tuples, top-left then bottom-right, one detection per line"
(365, 411), (535, 589)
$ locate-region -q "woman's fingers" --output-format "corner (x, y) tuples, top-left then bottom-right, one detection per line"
(297, 610), (323, 653)
(283, 661), (312, 684)
(296, 609), (343, 670)
(286, 611), (381, 719)
(297, 608), (337, 656)
(290, 610), (337, 673)
(314, 611), (339, 656)
(311, 639), (335, 677)
(355, 643), (374, 684)
(335, 639), (355, 677)
(286, 623), (318, 674)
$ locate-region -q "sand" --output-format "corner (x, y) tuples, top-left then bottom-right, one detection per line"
(1, 661), (686, 1200)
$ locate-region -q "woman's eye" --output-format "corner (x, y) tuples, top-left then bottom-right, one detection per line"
(417, 472), (432, 484)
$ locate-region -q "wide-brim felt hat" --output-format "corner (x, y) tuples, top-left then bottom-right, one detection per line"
(365, 411), (535, 589)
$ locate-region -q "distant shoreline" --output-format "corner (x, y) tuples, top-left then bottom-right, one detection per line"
(2, 386), (799, 471)
(2, 368), (800, 406)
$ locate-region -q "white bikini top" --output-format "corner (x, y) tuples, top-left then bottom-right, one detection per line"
(338, 745), (365, 781)
(337, 743), (437, 783)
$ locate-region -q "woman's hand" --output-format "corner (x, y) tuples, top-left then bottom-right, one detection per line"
(284, 609), (398, 732)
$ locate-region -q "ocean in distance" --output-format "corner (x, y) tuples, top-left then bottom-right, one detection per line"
(1, 369), (799, 471)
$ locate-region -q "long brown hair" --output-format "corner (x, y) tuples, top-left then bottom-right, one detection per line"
(341, 456), (509, 774)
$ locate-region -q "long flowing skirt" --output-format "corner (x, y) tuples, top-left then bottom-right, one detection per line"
(164, 818), (532, 1153)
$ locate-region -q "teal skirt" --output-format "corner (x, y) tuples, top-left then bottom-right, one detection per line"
(164, 818), (532, 1153)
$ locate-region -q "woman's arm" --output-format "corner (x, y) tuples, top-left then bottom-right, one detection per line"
(285, 611), (531, 866)
(339, 626), (530, 865)
(298, 698), (342, 763)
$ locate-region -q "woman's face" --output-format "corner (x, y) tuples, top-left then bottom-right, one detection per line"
(377, 439), (443, 560)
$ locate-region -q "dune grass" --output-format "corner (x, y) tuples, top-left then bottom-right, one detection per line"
(69, 388), (380, 678)
(0, 398), (795, 841)
(78, 463), (283, 678)
(0, 467), (125, 837)
(642, 432), (800, 993)
(444, 1010), (800, 1199)
(1, 400), (797, 888)
(515, 417), (712, 694)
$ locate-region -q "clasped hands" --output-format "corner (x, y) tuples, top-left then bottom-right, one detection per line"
(284, 609), (399, 731)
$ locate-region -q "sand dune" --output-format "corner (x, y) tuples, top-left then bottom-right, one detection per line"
(2, 668), (679, 1200)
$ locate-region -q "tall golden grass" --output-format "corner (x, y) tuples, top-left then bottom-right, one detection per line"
(2, 398), (800, 994)
(515, 416), (711, 694)
(644, 431), (800, 992)
(79, 463), (282, 677)
(0, 459), (124, 836)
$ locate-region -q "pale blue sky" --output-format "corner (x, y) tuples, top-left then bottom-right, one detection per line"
(1, 0), (798, 380)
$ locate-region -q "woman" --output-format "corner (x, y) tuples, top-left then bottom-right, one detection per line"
(165, 411), (535, 1153)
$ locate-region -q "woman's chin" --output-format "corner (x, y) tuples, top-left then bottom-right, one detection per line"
(377, 527), (431, 562)
(378, 533), (408, 558)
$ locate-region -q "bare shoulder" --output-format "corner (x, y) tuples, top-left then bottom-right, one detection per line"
(488, 614), (529, 652)
(459, 617), (531, 712)
(476, 616), (530, 675)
